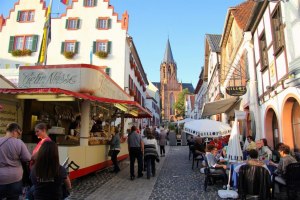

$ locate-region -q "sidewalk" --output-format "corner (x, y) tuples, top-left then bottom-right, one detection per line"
(85, 146), (170, 200)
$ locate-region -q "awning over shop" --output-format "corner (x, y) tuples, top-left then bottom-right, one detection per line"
(0, 88), (152, 118)
(201, 97), (239, 117)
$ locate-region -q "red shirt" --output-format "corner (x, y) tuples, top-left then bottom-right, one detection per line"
(209, 140), (223, 150)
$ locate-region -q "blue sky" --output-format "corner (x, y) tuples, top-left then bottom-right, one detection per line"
(0, 0), (244, 87)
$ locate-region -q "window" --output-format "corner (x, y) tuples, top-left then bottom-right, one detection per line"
(61, 41), (79, 53)
(259, 32), (268, 71)
(66, 18), (80, 30)
(17, 10), (35, 22)
(271, 6), (285, 53)
(93, 40), (111, 53)
(8, 35), (38, 52)
(83, 0), (97, 7)
(96, 17), (111, 29)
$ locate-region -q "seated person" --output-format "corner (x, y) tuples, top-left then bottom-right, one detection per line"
(272, 142), (284, 163)
(194, 136), (205, 157)
(235, 149), (270, 175)
(243, 136), (256, 160)
(206, 144), (227, 173)
(257, 138), (272, 161)
(269, 144), (297, 193)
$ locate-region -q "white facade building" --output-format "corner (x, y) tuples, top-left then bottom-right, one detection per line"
(145, 82), (160, 126)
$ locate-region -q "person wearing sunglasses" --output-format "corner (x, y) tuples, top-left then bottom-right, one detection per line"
(0, 122), (31, 200)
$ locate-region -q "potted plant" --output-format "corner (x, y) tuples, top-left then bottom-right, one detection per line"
(95, 51), (108, 58)
(63, 51), (75, 59)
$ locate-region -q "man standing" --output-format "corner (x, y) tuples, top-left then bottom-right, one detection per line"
(128, 126), (144, 180)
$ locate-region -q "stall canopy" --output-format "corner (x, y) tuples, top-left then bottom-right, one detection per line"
(201, 97), (240, 117)
(176, 118), (194, 124)
(0, 88), (152, 118)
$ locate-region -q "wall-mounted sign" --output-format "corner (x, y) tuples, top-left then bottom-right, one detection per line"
(226, 86), (247, 96)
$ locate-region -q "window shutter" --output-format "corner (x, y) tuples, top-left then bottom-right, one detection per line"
(94, 0), (98, 6)
(8, 36), (15, 53)
(83, 0), (86, 6)
(93, 41), (96, 53)
(31, 35), (38, 52)
(17, 11), (21, 22)
(105, 67), (111, 76)
(107, 41), (111, 53)
(77, 19), (80, 29)
(65, 19), (68, 29)
(96, 18), (99, 28)
(75, 42), (79, 53)
(108, 19), (112, 29)
(61, 42), (65, 54)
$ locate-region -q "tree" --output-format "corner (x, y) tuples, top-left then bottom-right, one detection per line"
(173, 88), (189, 118)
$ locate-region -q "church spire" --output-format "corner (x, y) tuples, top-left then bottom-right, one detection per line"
(163, 39), (175, 63)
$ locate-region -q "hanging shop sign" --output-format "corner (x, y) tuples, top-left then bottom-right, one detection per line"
(226, 86), (247, 96)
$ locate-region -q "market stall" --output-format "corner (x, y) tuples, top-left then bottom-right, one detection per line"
(0, 64), (151, 179)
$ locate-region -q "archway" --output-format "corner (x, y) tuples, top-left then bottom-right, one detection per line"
(282, 97), (300, 151)
(265, 108), (279, 149)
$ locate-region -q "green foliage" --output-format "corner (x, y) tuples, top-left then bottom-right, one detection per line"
(11, 49), (32, 56)
(95, 51), (108, 58)
(173, 88), (189, 118)
(168, 123), (175, 130)
(63, 51), (75, 59)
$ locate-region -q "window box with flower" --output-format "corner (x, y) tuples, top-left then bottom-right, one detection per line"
(95, 51), (108, 58)
(11, 49), (32, 57)
(63, 51), (76, 59)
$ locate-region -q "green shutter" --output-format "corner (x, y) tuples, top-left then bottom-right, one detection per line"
(31, 35), (38, 52)
(105, 68), (111, 76)
(94, 0), (97, 6)
(107, 41), (111, 53)
(83, 0), (86, 6)
(96, 18), (98, 28)
(77, 19), (80, 29)
(61, 42), (65, 54)
(65, 19), (68, 29)
(93, 41), (96, 53)
(108, 19), (112, 29)
(75, 42), (79, 53)
(8, 36), (15, 53)
(17, 11), (21, 22)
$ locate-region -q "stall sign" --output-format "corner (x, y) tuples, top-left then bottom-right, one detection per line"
(226, 86), (247, 96)
(0, 103), (17, 135)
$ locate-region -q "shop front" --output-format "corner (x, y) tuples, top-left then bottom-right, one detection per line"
(0, 64), (151, 179)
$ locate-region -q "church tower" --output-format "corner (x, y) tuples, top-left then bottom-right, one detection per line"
(160, 39), (182, 121)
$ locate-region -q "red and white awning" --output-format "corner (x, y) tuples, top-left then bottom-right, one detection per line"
(0, 88), (152, 118)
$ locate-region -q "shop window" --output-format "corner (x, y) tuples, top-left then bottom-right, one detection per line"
(8, 35), (38, 52)
(17, 10), (35, 22)
(271, 5), (285, 54)
(96, 17), (111, 29)
(65, 18), (80, 30)
(61, 41), (79, 53)
(83, 0), (97, 7)
(259, 32), (268, 71)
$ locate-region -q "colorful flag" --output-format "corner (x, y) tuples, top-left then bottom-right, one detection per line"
(60, 0), (69, 5)
(37, 0), (52, 65)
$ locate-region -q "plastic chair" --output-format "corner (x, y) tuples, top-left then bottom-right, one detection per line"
(238, 164), (271, 200)
(203, 155), (227, 191)
(272, 162), (300, 199)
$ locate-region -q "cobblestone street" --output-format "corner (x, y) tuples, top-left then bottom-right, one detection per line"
(68, 146), (223, 200)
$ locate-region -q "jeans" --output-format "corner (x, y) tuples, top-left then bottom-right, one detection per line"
(111, 150), (120, 172)
(160, 145), (165, 155)
(145, 155), (156, 179)
(0, 180), (22, 200)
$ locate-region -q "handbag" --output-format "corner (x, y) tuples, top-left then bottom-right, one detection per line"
(108, 149), (113, 157)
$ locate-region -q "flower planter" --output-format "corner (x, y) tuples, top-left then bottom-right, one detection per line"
(63, 51), (75, 59)
(95, 51), (108, 58)
(11, 49), (32, 57)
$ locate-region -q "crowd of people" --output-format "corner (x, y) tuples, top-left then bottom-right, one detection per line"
(188, 134), (299, 195)
(127, 125), (168, 180)
(0, 122), (72, 200)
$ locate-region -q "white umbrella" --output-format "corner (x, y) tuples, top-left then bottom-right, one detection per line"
(176, 118), (194, 124)
(183, 119), (231, 138)
(227, 119), (243, 162)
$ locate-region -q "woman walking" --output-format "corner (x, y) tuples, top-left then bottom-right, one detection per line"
(110, 127), (121, 173)
(143, 131), (159, 179)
